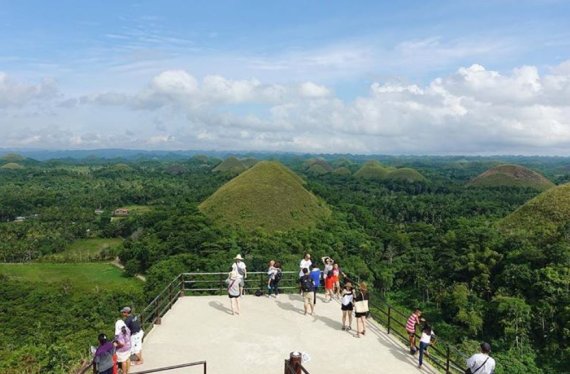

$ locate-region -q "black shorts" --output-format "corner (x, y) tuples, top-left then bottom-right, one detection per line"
(341, 304), (353, 311)
(355, 312), (367, 318)
(228, 294), (240, 298)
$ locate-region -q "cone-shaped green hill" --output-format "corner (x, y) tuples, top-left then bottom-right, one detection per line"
(467, 164), (554, 191)
(499, 183), (570, 236)
(333, 167), (352, 176)
(1, 153), (25, 162)
(199, 161), (330, 232)
(212, 156), (247, 175)
(385, 168), (427, 182)
(1, 162), (24, 170)
(354, 161), (392, 180)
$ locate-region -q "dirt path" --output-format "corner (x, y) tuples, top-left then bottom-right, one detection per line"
(111, 257), (146, 282)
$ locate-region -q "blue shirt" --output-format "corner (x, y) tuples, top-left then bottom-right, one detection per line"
(310, 269), (321, 288)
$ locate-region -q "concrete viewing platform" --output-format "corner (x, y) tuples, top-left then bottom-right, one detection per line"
(133, 294), (437, 374)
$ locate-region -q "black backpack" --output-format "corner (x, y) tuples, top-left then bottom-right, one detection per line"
(301, 275), (313, 292)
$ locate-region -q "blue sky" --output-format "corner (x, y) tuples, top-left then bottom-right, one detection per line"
(1, 1), (570, 154)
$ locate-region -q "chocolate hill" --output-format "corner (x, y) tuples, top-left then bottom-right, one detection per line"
(199, 161), (330, 232)
(467, 164), (554, 191)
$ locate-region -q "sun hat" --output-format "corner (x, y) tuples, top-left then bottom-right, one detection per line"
(120, 306), (131, 313)
(234, 254), (244, 260)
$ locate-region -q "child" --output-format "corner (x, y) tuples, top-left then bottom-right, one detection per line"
(418, 324), (435, 369)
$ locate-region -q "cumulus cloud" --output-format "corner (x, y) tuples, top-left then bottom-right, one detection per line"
(0, 72), (58, 108)
(2, 61), (570, 154)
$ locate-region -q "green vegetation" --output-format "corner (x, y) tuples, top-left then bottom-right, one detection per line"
(0, 263), (141, 290)
(333, 166), (352, 176)
(0, 162), (24, 170)
(499, 182), (570, 236)
(354, 160), (391, 180)
(2, 154), (570, 373)
(385, 167), (427, 182)
(39, 238), (123, 262)
(200, 161), (331, 232)
(467, 164), (555, 190)
(0, 153), (26, 162)
(212, 156), (247, 174)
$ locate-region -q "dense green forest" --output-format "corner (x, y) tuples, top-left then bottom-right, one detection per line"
(1, 153), (569, 373)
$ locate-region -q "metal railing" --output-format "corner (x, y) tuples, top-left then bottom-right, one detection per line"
(344, 276), (467, 373)
(180, 271), (300, 295)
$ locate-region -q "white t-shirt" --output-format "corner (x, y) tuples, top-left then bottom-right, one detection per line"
(299, 259), (312, 277)
(420, 330), (434, 344)
(466, 353), (495, 374)
(232, 261), (247, 279)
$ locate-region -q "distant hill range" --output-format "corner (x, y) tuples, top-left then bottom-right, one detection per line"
(500, 183), (570, 236)
(467, 164), (554, 190)
(199, 161), (330, 232)
(354, 161), (426, 182)
(212, 156), (258, 175)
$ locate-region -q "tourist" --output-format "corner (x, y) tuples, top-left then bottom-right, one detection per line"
(354, 282), (370, 338)
(114, 320), (131, 374)
(340, 282), (354, 330)
(332, 263), (346, 298)
(310, 264), (321, 305)
(299, 268), (315, 315)
(92, 333), (115, 374)
(299, 253), (312, 278)
(406, 308), (423, 354)
(466, 342), (496, 374)
(267, 260), (277, 295)
(322, 256), (334, 301)
(269, 261), (282, 297)
(231, 254), (247, 295)
(227, 270), (241, 315)
(121, 306), (144, 365)
(418, 324), (435, 369)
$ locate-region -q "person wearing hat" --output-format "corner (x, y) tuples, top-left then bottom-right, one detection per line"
(466, 342), (496, 374)
(231, 254), (247, 295)
(121, 306), (144, 365)
(92, 333), (115, 374)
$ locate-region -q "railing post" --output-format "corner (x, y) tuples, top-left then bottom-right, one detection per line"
(289, 352), (302, 374)
(154, 296), (162, 325)
(203, 361), (207, 374)
(387, 306), (391, 334)
(180, 274), (185, 296)
(446, 345), (450, 373)
(219, 272), (224, 295)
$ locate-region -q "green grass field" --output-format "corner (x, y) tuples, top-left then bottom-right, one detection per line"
(40, 238), (123, 262)
(0, 263), (141, 291)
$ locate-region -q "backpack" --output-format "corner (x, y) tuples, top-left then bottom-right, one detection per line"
(301, 275), (313, 292)
(274, 270), (282, 282)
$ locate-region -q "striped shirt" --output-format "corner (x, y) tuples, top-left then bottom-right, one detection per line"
(406, 313), (420, 332)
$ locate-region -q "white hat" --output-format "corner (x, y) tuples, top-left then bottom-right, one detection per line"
(234, 254), (244, 260)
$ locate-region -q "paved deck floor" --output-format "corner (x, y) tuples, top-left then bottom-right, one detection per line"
(132, 294), (436, 374)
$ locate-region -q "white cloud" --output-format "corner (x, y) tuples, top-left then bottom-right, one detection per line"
(2, 61), (570, 154)
(0, 72), (57, 108)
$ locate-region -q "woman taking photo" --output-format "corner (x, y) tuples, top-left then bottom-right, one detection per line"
(340, 282), (354, 331)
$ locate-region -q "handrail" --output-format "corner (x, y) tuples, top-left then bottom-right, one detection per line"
(344, 275), (466, 373)
(132, 361), (207, 374)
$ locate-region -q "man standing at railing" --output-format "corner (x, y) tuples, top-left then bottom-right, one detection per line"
(232, 254), (247, 295)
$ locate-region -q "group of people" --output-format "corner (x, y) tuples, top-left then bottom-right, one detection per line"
(406, 308), (496, 373)
(92, 307), (144, 374)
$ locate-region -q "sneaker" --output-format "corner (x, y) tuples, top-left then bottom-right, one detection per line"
(341, 326), (346, 331)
